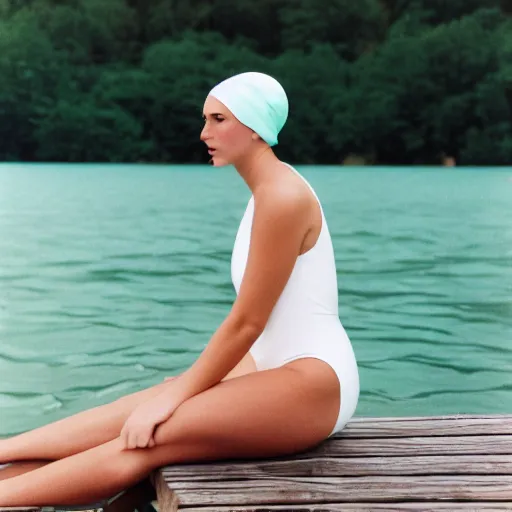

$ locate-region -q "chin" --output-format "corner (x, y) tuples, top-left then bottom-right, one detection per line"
(210, 156), (229, 167)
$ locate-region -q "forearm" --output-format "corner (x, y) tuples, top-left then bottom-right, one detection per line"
(165, 357), (249, 386)
(163, 315), (260, 404)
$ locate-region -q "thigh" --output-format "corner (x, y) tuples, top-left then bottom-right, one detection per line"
(146, 358), (340, 469)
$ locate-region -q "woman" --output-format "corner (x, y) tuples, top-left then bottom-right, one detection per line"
(0, 72), (359, 505)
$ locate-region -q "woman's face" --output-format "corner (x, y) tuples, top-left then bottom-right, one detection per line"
(200, 95), (255, 166)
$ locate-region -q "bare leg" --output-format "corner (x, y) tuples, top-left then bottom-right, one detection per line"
(0, 381), (170, 463)
(0, 364), (256, 464)
(0, 359), (340, 506)
(0, 438), (147, 505)
(0, 461), (50, 482)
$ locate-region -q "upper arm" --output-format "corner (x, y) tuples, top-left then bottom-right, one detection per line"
(229, 187), (310, 333)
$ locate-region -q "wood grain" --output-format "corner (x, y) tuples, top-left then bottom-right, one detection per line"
(154, 414), (512, 512)
(163, 475), (512, 505)
(160, 454), (512, 478)
(179, 504), (512, 511)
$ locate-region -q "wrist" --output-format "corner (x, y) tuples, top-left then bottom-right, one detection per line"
(161, 374), (190, 406)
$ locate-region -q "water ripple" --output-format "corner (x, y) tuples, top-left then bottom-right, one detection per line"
(0, 164), (510, 435)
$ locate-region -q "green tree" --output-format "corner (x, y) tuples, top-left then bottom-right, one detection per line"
(34, 98), (152, 162)
(330, 8), (509, 164)
(422, 9), (506, 161)
(92, 66), (157, 138)
(412, 0), (501, 24)
(0, 12), (63, 160)
(330, 35), (434, 163)
(273, 44), (349, 163)
(203, 0), (284, 55)
(1, 0), (511, 164)
(280, 0), (387, 60)
(380, 0), (501, 27)
(22, 0), (137, 65)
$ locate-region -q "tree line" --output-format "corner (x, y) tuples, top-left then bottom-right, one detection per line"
(1, 0), (511, 165)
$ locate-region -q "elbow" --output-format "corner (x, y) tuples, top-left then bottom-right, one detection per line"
(230, 313), (265, 342)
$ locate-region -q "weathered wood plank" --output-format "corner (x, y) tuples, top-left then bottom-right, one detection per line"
(349, 414), (512, 422)
(179, 504), (512, 511)
(160, 454), (512, 479)
(304, 435), (512, 457)
(154, 414), (512, 512)
(0, 509), (40, 512)
(154, 470), (180, 512)
(163, 476), (512, 505)
(340, 415), (512, 437)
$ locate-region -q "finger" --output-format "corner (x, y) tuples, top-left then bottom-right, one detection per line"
(142, 430), (153, 449)
(128, 431), (137, 450)
(120, 421), (130, 448)
(124, 430), (132, 450)
(120, 426), (127, 449)
(139, 429), (153, 449)
(122, 424), (132, 450)
(136, 431), (147, 449)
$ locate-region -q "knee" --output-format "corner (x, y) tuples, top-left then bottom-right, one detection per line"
(150, 407), (216, 463)
(152, 414), (187, 448)
(98, 439), (144, 487)
(152, 393), (223, 449)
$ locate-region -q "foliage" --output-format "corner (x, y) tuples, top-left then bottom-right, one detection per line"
(0, 0), (510, 164)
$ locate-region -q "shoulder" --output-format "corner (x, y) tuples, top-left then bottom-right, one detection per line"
(253, 180), (312, 224)
(229, 179), (314, 331)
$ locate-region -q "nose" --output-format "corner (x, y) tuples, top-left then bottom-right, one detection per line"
(200, 122), (210, 142)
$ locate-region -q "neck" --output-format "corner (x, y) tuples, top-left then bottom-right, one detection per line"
(234, 146), (283, 194)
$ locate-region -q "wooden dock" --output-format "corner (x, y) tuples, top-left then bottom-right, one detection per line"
(1, 414), (511, 511)
(153, 414), (512, 511)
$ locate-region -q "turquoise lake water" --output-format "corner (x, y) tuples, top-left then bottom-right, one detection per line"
(0, 164), (511, 436)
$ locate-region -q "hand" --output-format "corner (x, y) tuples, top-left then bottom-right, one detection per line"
(120, 393), (177, 450)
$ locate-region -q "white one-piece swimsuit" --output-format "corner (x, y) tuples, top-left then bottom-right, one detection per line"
(231, 162), (360, 436)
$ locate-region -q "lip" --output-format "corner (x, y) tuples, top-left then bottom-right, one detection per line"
(208, 148), (216, 155)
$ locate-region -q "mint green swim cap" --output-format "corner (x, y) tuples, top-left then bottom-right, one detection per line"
(208, 72), (289, 147)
